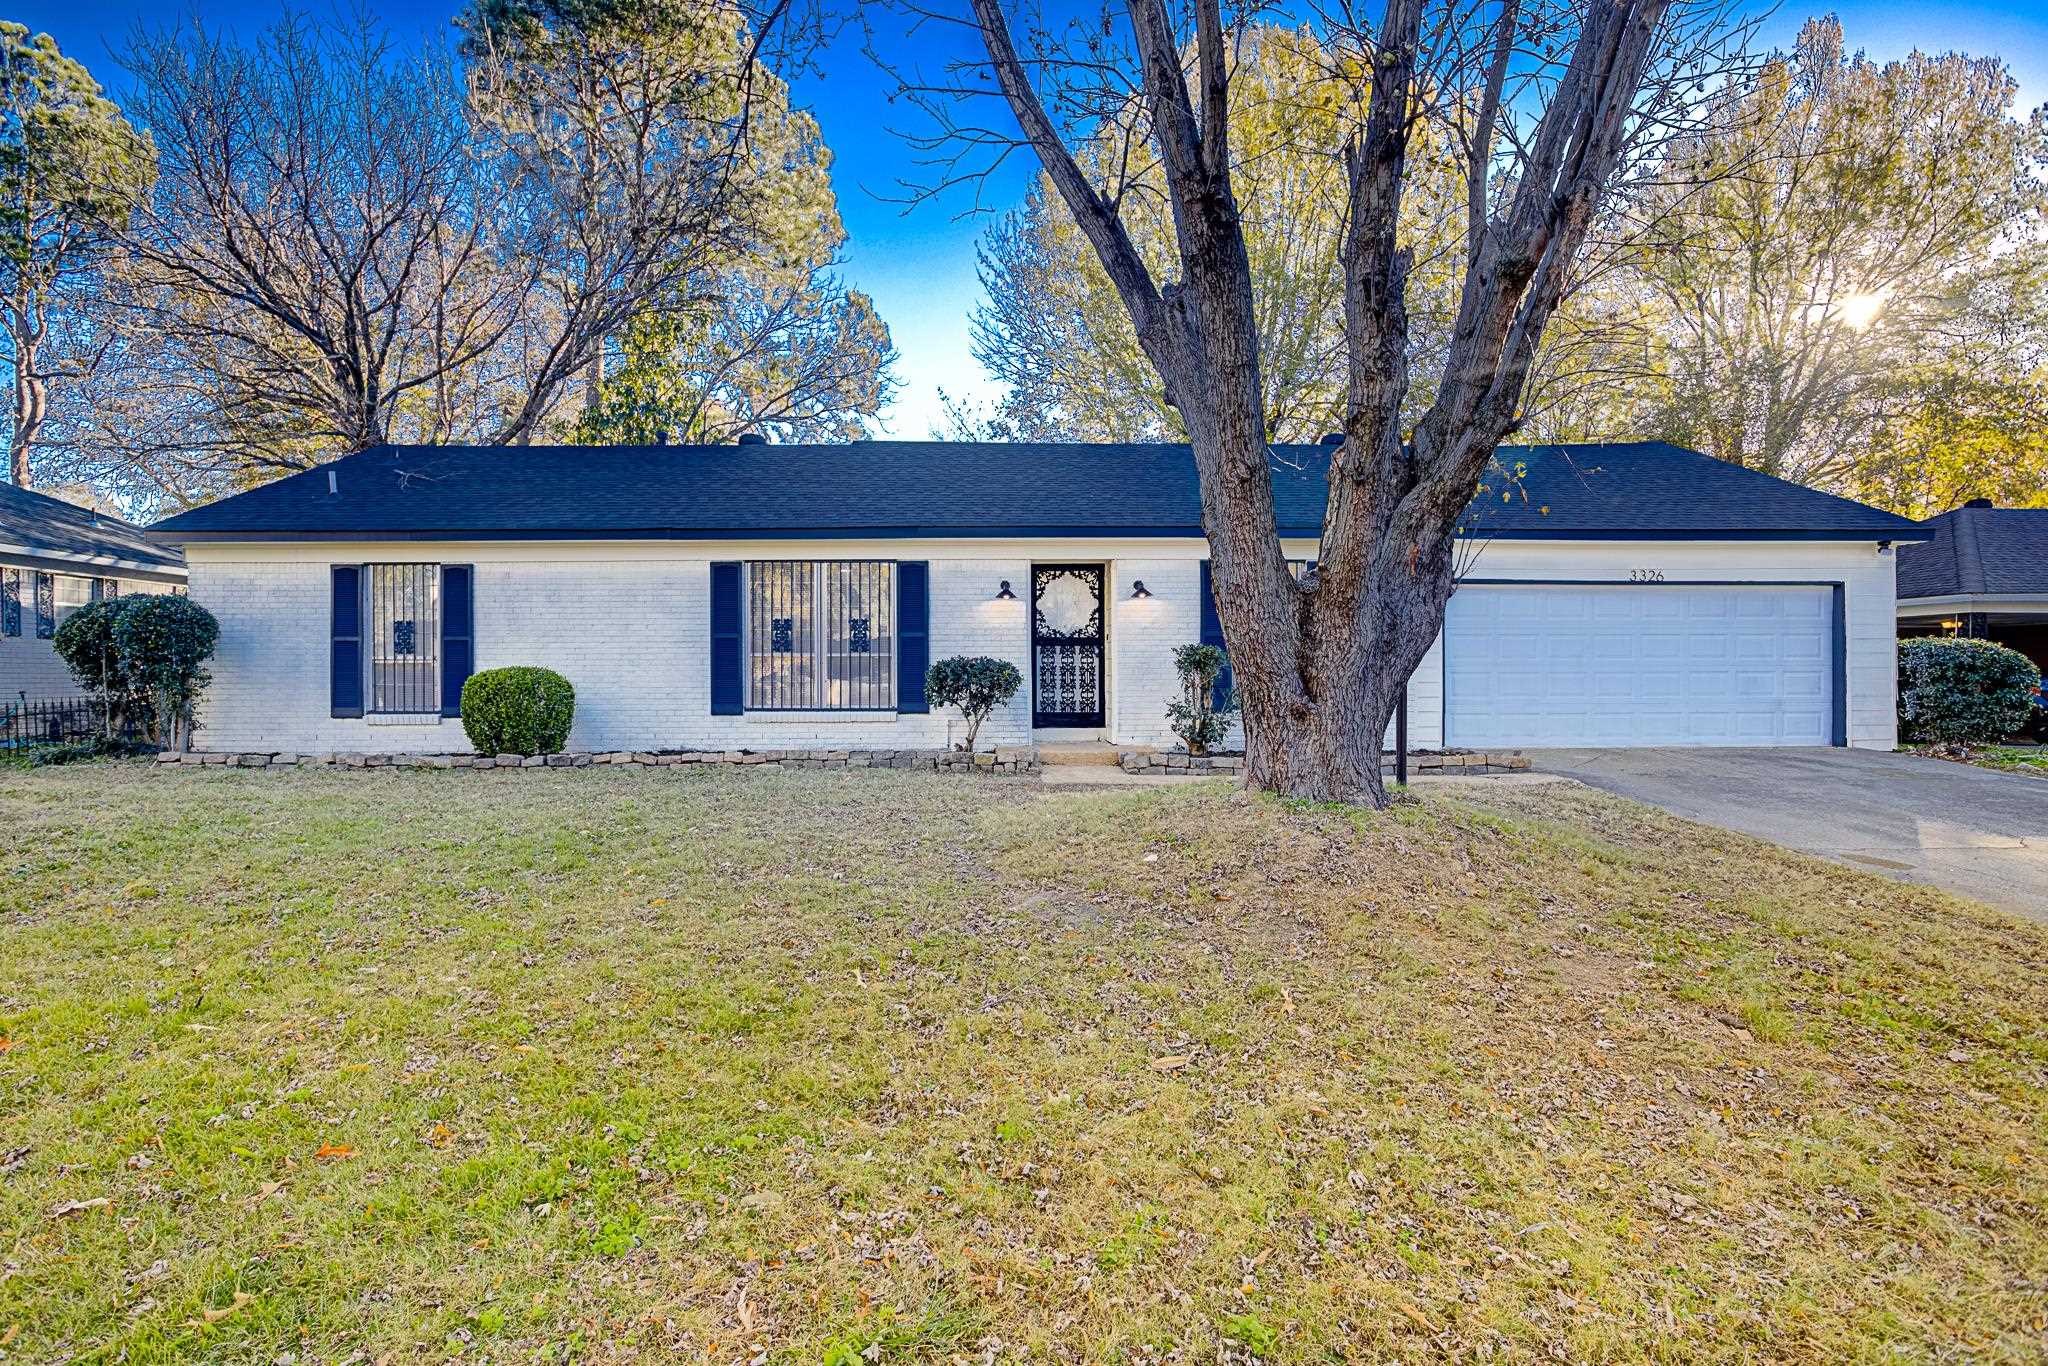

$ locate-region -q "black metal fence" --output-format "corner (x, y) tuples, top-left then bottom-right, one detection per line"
(0, 694), (140, 750)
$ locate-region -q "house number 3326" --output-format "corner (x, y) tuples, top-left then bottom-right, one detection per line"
(1628, 568), (1665, 582)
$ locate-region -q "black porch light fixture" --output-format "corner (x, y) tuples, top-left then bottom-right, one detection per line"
(995, 580), (1017, 600)
(1130, 580), (1153, 599)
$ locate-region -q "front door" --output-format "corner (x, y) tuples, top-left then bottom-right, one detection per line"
(1031, 564), (1105, 729)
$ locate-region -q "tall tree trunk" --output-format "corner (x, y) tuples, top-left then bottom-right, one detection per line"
(962, 0), (1675, 806)
(10, 338), (43, 487)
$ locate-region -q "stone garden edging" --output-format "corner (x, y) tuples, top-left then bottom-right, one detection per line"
(154, 746), (1042, 775)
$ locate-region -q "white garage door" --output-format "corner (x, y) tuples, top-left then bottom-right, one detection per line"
(1444, 584), (1834, 747)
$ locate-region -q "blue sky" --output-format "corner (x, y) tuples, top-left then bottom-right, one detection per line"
(15, 0), (2048, 436)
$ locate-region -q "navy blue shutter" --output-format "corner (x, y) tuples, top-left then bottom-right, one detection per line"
(33, 573), (54, 638)
(440, 565), (474, 717)
(89, 578), (104, 603)
(896, 561), (929, 713)
(1199, 560), (1232, 710)
(330, 565), (364, 718)
(1, 569), (17, 637)
(709, 561), (743, 715)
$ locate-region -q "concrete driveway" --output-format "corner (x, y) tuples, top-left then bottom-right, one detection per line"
(1527, 747), (2048, 921)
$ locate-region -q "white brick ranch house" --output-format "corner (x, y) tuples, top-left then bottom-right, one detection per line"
(144, 438), (1920, 756)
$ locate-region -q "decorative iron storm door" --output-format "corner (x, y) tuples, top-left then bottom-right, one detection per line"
(1031, 564), (1105, 729)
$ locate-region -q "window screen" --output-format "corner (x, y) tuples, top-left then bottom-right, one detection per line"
(367, 563), (439, 714)
(53, 575), (93, 628)
(745, 561), (895, 710)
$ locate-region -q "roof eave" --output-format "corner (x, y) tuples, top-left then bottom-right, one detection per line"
(154, 525), (1925, 545)
(0, 538), (188, 576)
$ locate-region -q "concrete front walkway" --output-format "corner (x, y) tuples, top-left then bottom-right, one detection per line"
(1528, 747), (2048, 921)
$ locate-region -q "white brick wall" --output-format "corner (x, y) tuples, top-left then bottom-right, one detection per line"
(183, 537), (1903, 754)
(190, 549), (1044, 754)
(1108, 557), (1199, 745)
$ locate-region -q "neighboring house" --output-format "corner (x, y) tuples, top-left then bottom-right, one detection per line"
(1896, 499), (2048, 676)
(145, 439), (1918, 755)
(2, 481), (187, 700)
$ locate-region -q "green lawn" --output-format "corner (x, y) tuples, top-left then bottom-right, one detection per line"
(3, 764), (2045, 1363)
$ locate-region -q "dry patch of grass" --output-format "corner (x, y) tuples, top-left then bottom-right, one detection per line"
(1, 763), (2044, 1363)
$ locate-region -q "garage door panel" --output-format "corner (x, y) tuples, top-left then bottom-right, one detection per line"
(1682, 713), (1734, 742)
(1445, 584), (1834, 748)
(1782, 593), (1830, 623)
(1783, 634), (1826, 665)
(1733, 634), (1784, 665)
(1637, 634), (1685, 666)
(1686, 635), (1736, 667)
(1683, 669), (1738, 704)
(1734, 669), (1789, 698)
(1685, 594), (1734, 621)
(1785, 666), (1828, 694)
(1633, 670), (1685, 705)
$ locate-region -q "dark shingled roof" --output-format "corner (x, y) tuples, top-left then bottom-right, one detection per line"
(147, 439), (1918, 543)
(1898, 503), (2048, 600)
(1, 480), (185, 572)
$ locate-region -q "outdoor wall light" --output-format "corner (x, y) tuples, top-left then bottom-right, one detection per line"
(995, 580), (1017, 600)
(1130, 580), (1153, 599)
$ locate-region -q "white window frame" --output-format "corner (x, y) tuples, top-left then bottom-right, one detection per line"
(52, 574), (94, 629)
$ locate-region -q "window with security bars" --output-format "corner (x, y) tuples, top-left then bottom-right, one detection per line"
(745, 561), (895, 710)
(367, 563), (440, 714)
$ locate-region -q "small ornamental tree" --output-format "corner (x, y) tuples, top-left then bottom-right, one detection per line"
(51, 596), (132, 737)
(461, 666), (576, 755)
(926, 655), (1022, 752)
(53, 593), (218, 747)
(111, 595), (219, 749)
(1898, 638), (2040, 744)
(1166, 643), (1238, 755)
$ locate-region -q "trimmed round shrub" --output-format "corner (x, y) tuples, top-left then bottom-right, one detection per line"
(461, 666), (576, 755)
(926, 655), (1022, 751)
(52, 597), (133, 699)
(1898, 637), (2041, 744)
(113, 594), (220, 748)
(55, 593), (219, 747)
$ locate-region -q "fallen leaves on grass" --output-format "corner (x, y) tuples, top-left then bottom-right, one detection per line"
(1150, 1055), (1192, 1072)
(314, 1143), (355, 1161)
(1397, 1301), (1442, 1335)
(49, 1197), (110, 1218)
(186, 1292), (253, 1327)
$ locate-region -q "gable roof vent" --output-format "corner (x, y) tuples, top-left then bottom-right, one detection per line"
(737, 432), (769, 446)
(1964, 497), (1994, 508)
